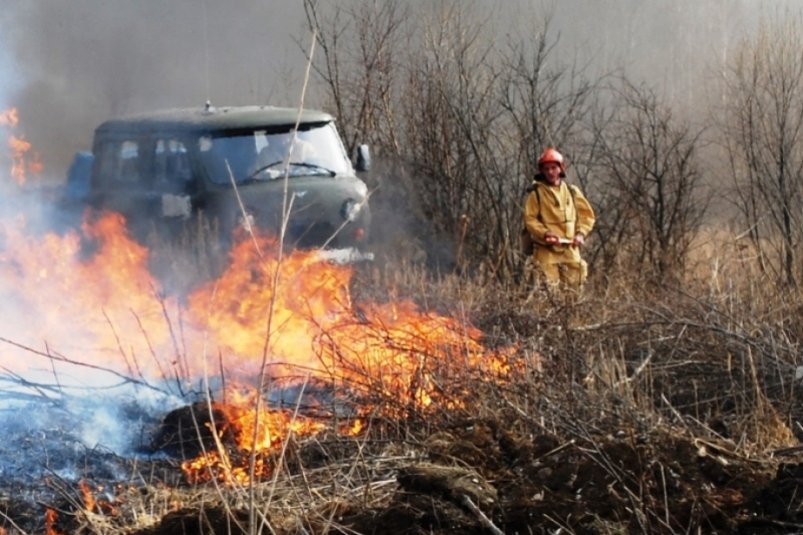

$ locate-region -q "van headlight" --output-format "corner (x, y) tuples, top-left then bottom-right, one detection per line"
(341, 199), (363, 222)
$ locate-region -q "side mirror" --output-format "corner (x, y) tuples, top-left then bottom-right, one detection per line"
(355, 144), (371, 172)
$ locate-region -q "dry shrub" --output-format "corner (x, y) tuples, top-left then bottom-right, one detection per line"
(43, 222), (803, 534)
(371, 222), (803, 454)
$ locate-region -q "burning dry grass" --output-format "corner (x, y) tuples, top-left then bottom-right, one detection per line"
(32, 366), (803, 534)
(2, 211), (803, 533)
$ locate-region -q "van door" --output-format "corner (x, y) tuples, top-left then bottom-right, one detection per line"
(92, 136), (193, 241)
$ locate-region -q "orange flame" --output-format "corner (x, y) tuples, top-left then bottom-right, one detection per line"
(78, 480), (119, 515)
(185, 232), (513, 396)
(0, 212), (181, 381)
(79, 479), (96, 513)
(180, 384), (329, 484)
(177, 231), (514, 483)
(346, 418), (363, 435)
(1, 107), (42, 185)
(0, 108), (18, 127)
(45, 509), (62, 535)
(0, 209), (516, 486)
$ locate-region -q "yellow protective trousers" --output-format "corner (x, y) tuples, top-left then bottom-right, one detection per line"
(533, 244), (588, 289)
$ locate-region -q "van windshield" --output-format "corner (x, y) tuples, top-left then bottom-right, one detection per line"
(198, 122), (353, 184)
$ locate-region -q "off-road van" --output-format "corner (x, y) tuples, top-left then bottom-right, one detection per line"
(67, 103), (372, 253)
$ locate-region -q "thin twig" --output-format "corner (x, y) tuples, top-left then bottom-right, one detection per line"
(460, 494), (504, 535)
(0, 336), (169, 395)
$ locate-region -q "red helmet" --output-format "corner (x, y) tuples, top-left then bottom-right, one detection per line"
(537, 147), (565, 170)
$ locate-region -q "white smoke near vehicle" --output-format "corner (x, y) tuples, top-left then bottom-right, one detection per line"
(0, 5), (194, 464)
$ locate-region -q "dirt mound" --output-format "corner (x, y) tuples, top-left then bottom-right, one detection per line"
(6, 412), (803, 535)
(331, 418), (796, 534)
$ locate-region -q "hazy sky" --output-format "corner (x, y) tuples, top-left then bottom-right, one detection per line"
(2, 0), (802, 180)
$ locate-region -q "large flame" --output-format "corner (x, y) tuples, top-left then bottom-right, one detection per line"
(179, 230), (513, 484)
(187, 232), (511, 402)
(0, 214), (514, 484)
(0, 212), (182, 382)
(0, 114), (515, 486)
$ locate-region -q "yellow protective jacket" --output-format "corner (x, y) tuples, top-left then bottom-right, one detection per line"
(523, 181), (595, 249)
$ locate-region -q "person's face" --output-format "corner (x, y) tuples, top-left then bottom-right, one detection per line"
(541, 162), (562, 185)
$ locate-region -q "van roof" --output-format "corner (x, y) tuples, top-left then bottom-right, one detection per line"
(94, 105), (335, 137)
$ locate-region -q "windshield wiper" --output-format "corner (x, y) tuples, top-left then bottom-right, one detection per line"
(285, 162), (337, 176)
(244, 161), (336, 182)
(243, 160), (284, 181)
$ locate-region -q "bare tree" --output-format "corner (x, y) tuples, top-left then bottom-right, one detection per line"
(591, 78), (707, 281)
(495, 20), (597, 277)
(301, 0), (407, 157)
(399, 5), (504, 268)
(497, 22), (596, 190)
(300, 2), (597, 280)
(721, 20), (803, 287)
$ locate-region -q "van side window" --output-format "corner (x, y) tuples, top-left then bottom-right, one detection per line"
(154, 138), (191, 189)
(118, 141), (140, 182)
(94, 140), (140, 184)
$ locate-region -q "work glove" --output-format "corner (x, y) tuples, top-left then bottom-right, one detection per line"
(544, 233), (559, 245)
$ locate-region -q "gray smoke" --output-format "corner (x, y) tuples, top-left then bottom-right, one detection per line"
(1, 0), (312, 181)
(3, 0), (802, 183)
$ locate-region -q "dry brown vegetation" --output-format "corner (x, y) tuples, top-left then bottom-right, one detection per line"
(2, 228), (802, 535)
(4, 2), (803, 534)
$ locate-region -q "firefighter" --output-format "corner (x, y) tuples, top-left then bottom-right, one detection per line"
(523, 147), (595, 291)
